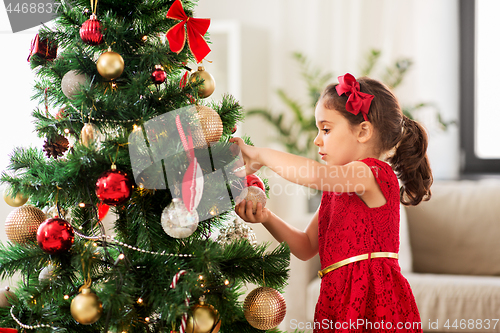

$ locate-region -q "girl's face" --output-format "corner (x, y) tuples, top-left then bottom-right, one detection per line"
(314, 100), (364, 165)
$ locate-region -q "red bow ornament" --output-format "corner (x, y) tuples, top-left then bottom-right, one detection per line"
(175, 115), (204, 212)
(166, 0), (211, 63)
(335, 73), (374, 121)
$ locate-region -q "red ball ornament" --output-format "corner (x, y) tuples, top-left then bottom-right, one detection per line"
(151, 65), (166, 84)
(37, 218), (75, 254)
(80, 14), (104, 46)
(95, 166), (133, 206)
(246, 174), (265, 192)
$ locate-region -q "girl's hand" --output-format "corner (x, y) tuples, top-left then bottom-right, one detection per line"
(229, 137), (263, 175)
(235, 199), (270, 224)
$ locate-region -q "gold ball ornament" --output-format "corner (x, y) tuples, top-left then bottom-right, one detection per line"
(186, 301), (221, 333)
(3, 189), (28, 207)
(190, 66), (216, 98)
(5, 205), (46, 244)
(192, 105), (223, 148)
(237, 186), (267, 214)
(243, 287), (286, 330)
(81, 123), (102, 147)
(0, 286), (17, 308)
(70, 287), (103, 325)
(96, 49), (124, 80)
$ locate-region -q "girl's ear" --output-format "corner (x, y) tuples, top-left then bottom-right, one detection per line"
(357, 121), (374, 143)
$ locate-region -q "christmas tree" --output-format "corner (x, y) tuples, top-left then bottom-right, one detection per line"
(0, 0), (290, 332)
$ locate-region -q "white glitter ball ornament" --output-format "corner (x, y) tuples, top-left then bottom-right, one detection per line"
(39, 264), (55, 282)
(161, 198), (199, 238)
(217, 216), (257, 247)
(61, 70), (88, 100)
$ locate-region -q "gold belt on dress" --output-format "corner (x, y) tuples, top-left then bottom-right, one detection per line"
(318, 252), (399, 279)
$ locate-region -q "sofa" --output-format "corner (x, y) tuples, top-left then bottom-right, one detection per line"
(305, 180), (500, 332)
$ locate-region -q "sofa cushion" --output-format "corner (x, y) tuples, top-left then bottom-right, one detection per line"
(399, 204), (412, 273)
(306, 276), (321, 322)
(405, 272), (500, 332)
(406, 180), (500, 276)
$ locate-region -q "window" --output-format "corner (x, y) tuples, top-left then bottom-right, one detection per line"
(460, 0), (500, 173)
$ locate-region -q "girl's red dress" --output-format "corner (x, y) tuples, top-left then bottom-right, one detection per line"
(314, 158), (422, 332)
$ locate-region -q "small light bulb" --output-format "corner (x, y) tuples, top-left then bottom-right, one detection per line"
(200, 284), (204, 288)
(64, 128), (70, 134)
(118, 253), (125, 260)
(145, 317), (150, 322)
(224, 279), (229, 285)
(133, 124), (138, 131)
(93, 243), (97, 247)
(199, 275), (203, 280)
(64, 295), (69, 300)
(79, 202), (85, 208)
(142, 35), (148, 41)
(137, 298), (143, 304)
(111, 82), (117, 89)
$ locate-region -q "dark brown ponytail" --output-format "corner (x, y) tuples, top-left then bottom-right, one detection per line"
(320, 77), (432, 206)
(387, 116), (432, 205)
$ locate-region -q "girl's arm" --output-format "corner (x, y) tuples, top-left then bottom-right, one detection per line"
(229, 138), (378, 195)
(236, 201), (319, 261)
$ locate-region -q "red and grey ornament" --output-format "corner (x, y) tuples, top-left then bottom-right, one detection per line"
(95, 164), (133, 206)
(151, 65), (167, 84)
(237, 174), (267, 214)
(80, 14), (104, 46)
(246, 174), (265, 192)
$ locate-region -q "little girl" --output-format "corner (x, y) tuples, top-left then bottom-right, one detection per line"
(229, 73), (432, 333)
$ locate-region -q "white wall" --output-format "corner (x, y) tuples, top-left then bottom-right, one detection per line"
(0, 7), (44, 288)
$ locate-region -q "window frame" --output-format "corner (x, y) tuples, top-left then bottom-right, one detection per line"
(460, 0), (500, 174)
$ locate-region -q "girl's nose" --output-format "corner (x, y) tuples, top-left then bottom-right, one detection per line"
(314, 133), (322, 147)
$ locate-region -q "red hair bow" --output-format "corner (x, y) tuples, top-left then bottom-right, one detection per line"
(335, 73), (374, 121)
(166, 0), (211, 63)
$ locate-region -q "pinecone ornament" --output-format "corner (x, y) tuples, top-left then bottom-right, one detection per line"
(43, 134), (69, 159)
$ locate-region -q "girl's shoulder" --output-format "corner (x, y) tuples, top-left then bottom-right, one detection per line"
(359, 157), (395, 177)
(358, 157), (399, 198)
